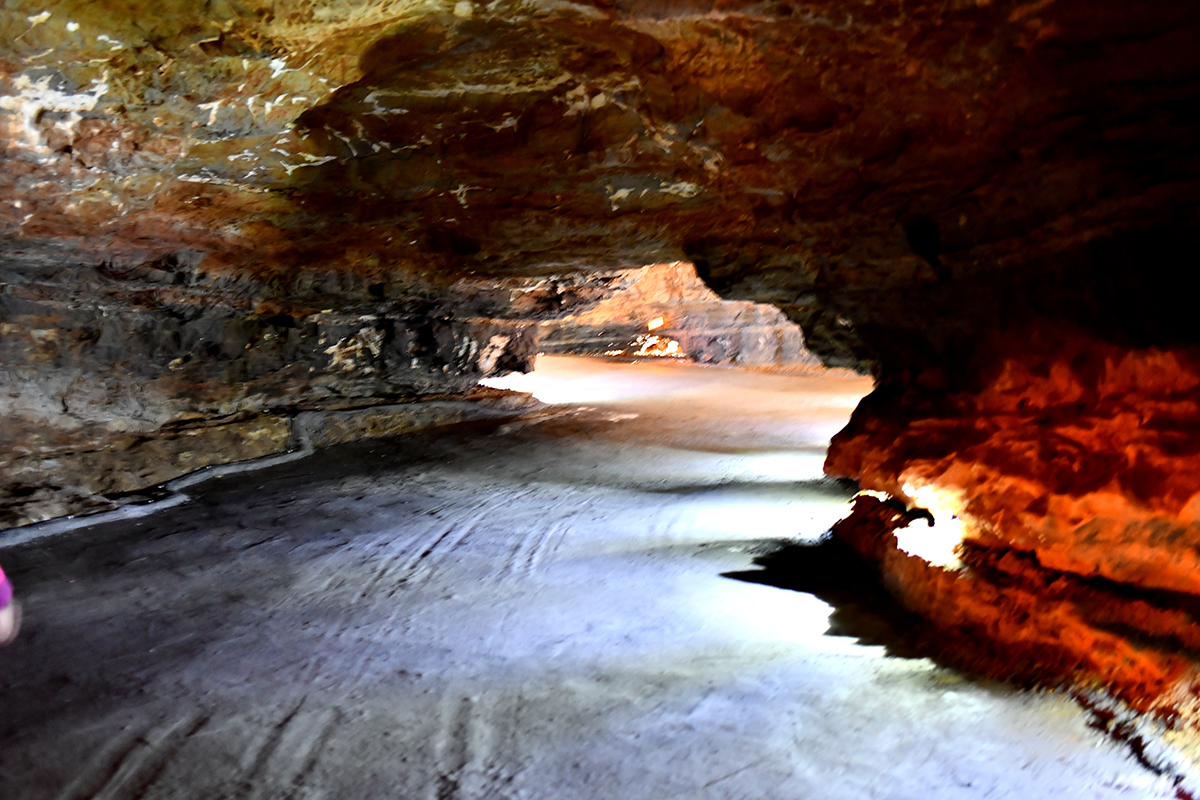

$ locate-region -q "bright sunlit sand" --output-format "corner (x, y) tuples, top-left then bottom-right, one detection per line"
(0, 357), (1177, 799)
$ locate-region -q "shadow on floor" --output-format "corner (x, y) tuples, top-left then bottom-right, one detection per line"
(644, 477), (859, 499)
(722, 537), (932, 659)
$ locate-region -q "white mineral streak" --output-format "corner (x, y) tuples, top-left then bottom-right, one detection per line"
(562, 84), (593, 116)
(391, 77), (571, 97)
(0, 73), (109, 164)
(477, 335), (511, 374)
(660, 180), (702, 198)
(451, 184), (476, 207)
(197, 100), (222, 126)
(526, 0), (608, 19)
(608, 187), (633, 210)
(325, 328), (385, 373)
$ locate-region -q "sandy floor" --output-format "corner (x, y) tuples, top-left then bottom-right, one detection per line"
(0, 356), (1178, 799)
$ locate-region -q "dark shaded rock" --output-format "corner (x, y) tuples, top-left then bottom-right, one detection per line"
(0, 251), (546, 525)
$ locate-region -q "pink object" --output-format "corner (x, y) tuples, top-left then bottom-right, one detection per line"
(0, 564), (11, 609)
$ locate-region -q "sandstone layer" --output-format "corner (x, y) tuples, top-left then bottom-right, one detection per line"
(4, 0), (1198, 363)
(823, 327), (1200, 736)
(537, 261), (824, 369)
(830, 494), (1200, 723)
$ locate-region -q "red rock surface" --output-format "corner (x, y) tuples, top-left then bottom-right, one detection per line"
(832, 495), (1200, 716)
(827, 328), (1200, 596)
(824, 324), (1200, 727)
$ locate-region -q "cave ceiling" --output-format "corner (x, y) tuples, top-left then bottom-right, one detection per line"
(4, 0), (1198, 368)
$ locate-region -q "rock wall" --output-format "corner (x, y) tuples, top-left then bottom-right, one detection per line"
(830, 493), (1200, 716)
(829, 329), (1200, 596)
(537, 261), (825, 370)
(824, 326), (1200, 728)
(0, 252), (544, 527)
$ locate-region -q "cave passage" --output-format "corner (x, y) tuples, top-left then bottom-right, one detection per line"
(0, 357), (1177, 798)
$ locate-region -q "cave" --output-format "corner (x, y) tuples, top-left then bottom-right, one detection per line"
(3, 0), (1200, 796)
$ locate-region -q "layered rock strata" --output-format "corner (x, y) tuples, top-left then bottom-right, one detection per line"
(3, 0), (1198, 365)
(825, 327), (1200, 728)
(832, 495), (1200, 715)
(536, 261), (824, 369)
(0, 253), (552, 527)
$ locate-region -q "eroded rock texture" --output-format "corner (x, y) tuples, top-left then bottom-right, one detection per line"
(831, 494), (1200, 717)
(0, 249), (592, 525)
(3, 0), (1200, 723)
(537, 261), (823, 369)
(5, 0), (1198, 354)
(829, 331), (1200, 596)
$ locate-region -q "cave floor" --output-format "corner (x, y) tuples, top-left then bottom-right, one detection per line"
(0, 357), (1177, 799)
